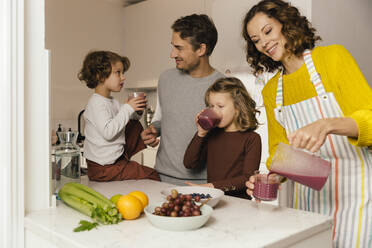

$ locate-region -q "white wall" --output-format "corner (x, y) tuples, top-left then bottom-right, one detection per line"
(122, 0), (204, 85)
(46, 0), (127, 131)
(207, 0), (311, 74)
(312, 0), (372, 86)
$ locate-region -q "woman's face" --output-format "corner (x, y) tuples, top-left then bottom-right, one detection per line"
(246, 12), (289, 62)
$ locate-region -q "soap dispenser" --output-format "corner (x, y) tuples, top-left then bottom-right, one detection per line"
(56, 124), (62, 145)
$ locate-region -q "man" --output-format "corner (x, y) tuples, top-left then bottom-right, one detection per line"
(141, 14), (224, 185)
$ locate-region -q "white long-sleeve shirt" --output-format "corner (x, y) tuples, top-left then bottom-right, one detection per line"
(83, 93), (137, 165)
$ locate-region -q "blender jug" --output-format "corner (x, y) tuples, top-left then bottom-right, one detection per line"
(269, 142), (331, 191)
(54, 130), (81, 192)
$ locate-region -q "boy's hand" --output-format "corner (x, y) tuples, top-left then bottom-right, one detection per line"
(127, 95), (147, 112)
(141, 125), (159, 147)
(195, 110), (209, 137)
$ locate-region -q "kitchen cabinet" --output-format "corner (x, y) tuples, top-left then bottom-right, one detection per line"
(124, 80), (158, 90)
(130, 146), (158, 169)
(142, 146), (158, 168)
(25, 179), (333, 248)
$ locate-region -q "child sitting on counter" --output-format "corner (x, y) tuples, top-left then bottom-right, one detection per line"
(78, 50), (160, 181)
(183, 77), (261, 199)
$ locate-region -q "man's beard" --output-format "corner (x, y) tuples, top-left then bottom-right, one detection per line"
(176, 59), (200, 74)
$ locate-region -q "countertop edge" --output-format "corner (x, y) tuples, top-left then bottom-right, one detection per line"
(25, 213), (86, 248)
(266, 218), (333, 248)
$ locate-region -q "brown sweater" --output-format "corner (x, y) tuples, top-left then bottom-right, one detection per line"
(183, 128), (261, 199)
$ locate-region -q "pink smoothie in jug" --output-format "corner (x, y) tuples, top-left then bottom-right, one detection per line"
(269, 143), (331, 191)
(197, 109), (221, 130)
(275, 173), (328, 191)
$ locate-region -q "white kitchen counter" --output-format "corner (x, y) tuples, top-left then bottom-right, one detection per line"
(25, 179), (333, 248)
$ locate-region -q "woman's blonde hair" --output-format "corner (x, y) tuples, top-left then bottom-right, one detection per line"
(205, 77), (260, 131)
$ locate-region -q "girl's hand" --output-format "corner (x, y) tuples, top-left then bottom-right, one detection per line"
(287, 119), (329, 153)
(185, 181), (214, 188)
(127, 94), (147, 112)
(195, 110), (209, 137)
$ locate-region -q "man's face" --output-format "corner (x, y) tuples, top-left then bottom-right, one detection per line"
(170, 32), (201, 73)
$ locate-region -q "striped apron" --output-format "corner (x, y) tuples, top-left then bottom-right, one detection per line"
(274, 50), (372, 247)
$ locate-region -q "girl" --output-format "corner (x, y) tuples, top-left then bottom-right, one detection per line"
(183, 77), (262, 199)
(78, 50), (160, 182)
(243, 1), (372, 247)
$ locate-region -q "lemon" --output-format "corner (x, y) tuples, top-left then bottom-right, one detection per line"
(110, 194), (122, 205)
(116, 194), (143, 220)
(129, 191), (149, 212)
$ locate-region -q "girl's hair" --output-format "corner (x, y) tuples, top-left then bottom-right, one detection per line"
(205, 77), (260, 131)
(242, 0), (321, 75)
(78, 51), (130, 89)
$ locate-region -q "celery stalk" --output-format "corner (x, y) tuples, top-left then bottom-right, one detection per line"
(58, 191), (93, 217)
(61, 184), (110, 211)
(65, 182), (115, 208)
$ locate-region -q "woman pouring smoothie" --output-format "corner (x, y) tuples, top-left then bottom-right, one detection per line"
(243, 0), (372, 247)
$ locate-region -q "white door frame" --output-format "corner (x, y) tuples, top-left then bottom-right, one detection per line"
(1, 0), (25, 247)
(1, 0), (51, 247)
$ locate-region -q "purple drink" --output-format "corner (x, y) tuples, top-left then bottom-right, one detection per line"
(253, 174), (279, 201)
(128, 92), (146, 115)
(197, 109), (221, 130)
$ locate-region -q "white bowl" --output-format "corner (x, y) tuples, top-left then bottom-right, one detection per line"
(161, 186), (224, 208)
(144, 202), (213, 231)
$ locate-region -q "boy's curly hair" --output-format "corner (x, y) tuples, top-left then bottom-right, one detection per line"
(78, 51), (130, 89)
(242, 0), (321, 75)
(205, 77), (260, 132)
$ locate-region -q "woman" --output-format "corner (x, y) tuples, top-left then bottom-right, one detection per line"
(242, 0), (372, 247)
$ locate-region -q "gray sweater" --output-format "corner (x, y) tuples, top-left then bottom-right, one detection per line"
(153, 68), (224, 184)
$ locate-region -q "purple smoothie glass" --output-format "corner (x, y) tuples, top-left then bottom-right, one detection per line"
(253, 173), (280, 201)
(128, 92), (146, 115)
(197, 109), (221, 130)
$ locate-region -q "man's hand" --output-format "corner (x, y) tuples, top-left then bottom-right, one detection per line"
(141, 125), (159, 147)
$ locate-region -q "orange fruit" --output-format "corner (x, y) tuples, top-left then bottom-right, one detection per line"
(116, 194), (143, 220)
(129, 191), (148, 212)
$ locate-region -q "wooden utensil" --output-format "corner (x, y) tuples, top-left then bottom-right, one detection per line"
(199, 198), (211, 208)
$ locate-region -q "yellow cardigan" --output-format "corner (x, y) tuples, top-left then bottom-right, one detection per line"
(262, 45), (372, 169)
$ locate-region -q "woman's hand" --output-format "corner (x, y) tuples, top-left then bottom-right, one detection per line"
(287, 119), (329, 153)
(288, 117), (358, 153)
(185, 181), (214, 188)
(245, 174), (258, 198)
